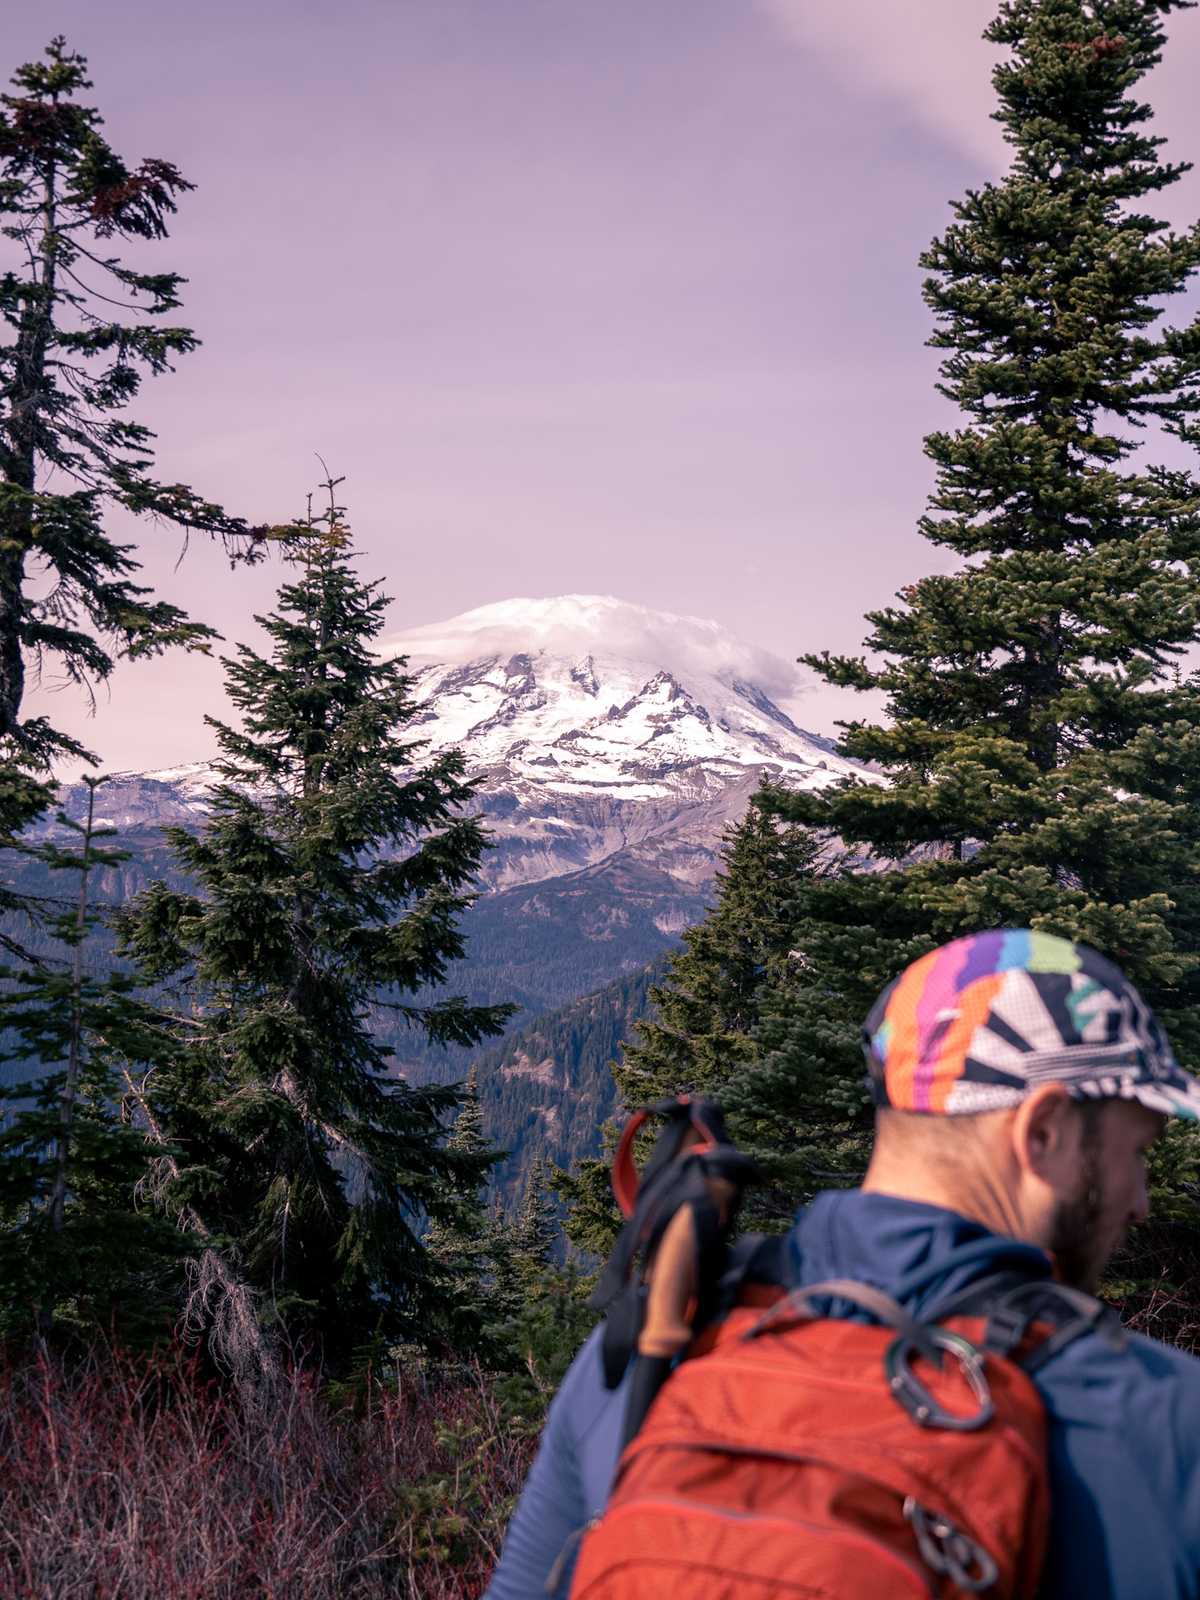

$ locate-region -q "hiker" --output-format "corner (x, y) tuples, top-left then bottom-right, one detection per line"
(484, 930), (1200, 1599)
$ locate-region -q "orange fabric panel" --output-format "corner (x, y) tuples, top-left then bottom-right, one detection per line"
(571, 1309), (1050, 1600)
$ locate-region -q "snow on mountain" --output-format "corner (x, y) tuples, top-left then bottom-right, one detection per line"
(390, 595), (858, 797)
(379, 595), (868, 892)
(50, 596), (870, 900)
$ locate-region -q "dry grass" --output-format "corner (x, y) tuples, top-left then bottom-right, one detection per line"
(1107, 1221), (1200, 1356)
(0, 1345), (535, 1599)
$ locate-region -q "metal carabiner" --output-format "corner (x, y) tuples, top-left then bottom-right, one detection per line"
(884, 1324), (995, 1431)
(904, 1497), (999, 1593)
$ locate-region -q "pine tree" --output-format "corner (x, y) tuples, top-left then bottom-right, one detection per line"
(0, 37), (272, 753)
(509, 1158), (558, 1292)
(617, 792), (821, 1106)
(0, 777), (185, 1344)
(750, 0), (1200, 1209)
(561, 792), (821, 1249)
(118, 478), (513, 1364)
(424, 1066), (511, 1353)
(493, 1159), (595, 1420)
(0, 740), (58, 957)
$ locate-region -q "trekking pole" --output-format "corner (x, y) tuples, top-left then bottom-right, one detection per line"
(589, 1097), (759, 1447)
(619, 1170), (738, 1450)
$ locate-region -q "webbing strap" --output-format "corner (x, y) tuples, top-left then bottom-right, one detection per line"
(611, 1109), (651, 1221)
(744, 1276), (944, 1363)
(1022, 1298), (1123, 1374)
(927, 1273), (1126, 1369)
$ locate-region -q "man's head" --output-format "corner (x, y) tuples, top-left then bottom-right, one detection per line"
(860, 930), (1200, 1290)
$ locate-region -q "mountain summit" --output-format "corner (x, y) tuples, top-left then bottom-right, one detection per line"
(383, 595), (865, 890)
(390, 594), (857, 796)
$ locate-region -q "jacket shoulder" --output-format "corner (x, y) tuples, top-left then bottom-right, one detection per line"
(1037, 1323), (1200, 1595)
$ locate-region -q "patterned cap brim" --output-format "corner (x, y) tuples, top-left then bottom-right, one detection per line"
(1127, 1076), (1200, 1123)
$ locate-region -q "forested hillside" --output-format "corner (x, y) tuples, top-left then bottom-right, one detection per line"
(1, 810), (687, 1211)
(476, 958), (665, 1202)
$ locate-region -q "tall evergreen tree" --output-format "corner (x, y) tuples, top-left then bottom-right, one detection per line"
(748, 0), (1200, 1208)
(617, 792), (821, 1106)
(424, 1066), (513, 1353)
(0, 741), (57, 957)
(562, 793), (821, 1250)
(492, 1159), (596, 1421)
(0, 777), (185, 1344)
(509, 1158), (558, 1291)
(0, 36), (270, 752)
(119, 479), (513, 1363)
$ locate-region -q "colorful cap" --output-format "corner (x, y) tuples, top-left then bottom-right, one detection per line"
(863, 929), (1200, 1119)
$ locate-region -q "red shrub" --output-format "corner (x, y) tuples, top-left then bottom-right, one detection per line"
(0, 1345), (536, 1599)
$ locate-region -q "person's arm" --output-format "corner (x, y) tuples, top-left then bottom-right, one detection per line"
(1038, 1333), (1200, 1600)
(483, 1345), (595, 1600)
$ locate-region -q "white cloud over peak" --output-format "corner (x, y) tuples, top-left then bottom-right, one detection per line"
(385, 593), (804, 704)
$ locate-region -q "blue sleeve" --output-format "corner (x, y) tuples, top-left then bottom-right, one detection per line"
(1038, 1331), (1200, 1600)
(485, 1332), (614, 1600)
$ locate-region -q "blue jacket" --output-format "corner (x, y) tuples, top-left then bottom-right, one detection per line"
(484, 1191), (1200, 1599)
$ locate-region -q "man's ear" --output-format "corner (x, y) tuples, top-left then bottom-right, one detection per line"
(1011, 1085), (1079, 1182)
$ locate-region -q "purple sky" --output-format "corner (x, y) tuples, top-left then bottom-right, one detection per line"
(9, 0), (1200, 774)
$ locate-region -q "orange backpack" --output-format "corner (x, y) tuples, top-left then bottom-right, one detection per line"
(569, 1273), (1119, 1599)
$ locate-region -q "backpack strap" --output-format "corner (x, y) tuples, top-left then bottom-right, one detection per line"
(928, 1272), (1128, 1371)
(743, 1276), (940, 1352)
(992, 1281), (1126, 1374)
(711, 1231), (787, 1318)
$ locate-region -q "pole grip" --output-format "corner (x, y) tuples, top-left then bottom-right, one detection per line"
(639, 1203), (698, 1359)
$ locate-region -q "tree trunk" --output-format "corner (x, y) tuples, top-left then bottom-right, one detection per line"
(48, 779), (97, 1238)
(0, 154), (58, 737)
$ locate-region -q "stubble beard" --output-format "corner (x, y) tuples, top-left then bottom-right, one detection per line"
(1047, 1143), (1111, 1293)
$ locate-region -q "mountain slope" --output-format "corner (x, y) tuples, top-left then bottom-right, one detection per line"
(477, 958), (665, 1202)
(391, 594), (862, 892)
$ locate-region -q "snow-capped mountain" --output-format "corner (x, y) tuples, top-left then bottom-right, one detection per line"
(54, 595), (866, 899)
(27, 596), (875, 1104)
(395, 594), (848, 791)
(388, 595), (865, 891)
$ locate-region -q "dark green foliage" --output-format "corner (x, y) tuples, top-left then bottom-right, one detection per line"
(0, 777), (185, 1343)
(488, 1164), (596, 1426)
(117, 481), (513, 1363)
(424, 1068), (514, 1355)
(489, 1259), (597, 1425)
(562, 798), (820, 1251)
(0, 738), (57, 959)
(508, 1159), (558, 1290)
(749, 0), (1200, 1216)
(477, 958), (666, 1204)
(0, 36), (271, 749)
(617, 793), (821, 1105)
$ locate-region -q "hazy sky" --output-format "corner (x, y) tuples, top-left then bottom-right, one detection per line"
(9, 0), (1200, 773)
